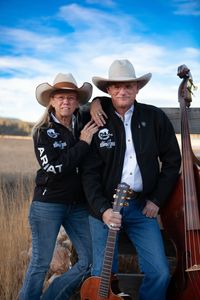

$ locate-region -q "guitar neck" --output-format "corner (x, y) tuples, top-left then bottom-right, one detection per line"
(99, 229), (117, 298)
(97, 182), (130, 298)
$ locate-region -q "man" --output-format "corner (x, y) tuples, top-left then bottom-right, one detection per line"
(82, 59), (181, 300)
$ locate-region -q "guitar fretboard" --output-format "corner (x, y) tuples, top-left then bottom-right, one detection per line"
(97, 182), (130, 298)
(99, 229), (117, 298)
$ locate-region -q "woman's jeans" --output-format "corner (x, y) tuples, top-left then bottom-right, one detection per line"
(19, 201), (92, 300)
(89, 199), (170, 300)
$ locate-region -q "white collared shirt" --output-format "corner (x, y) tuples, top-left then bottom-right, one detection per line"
(51, 113), (76, 134)
(116, 106), (143, 192)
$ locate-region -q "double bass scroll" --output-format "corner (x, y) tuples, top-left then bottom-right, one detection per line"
(161, 65), (200, 300)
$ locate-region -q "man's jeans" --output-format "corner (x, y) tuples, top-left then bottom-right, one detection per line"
(89, 199), (170, 300)
(19, 201), (92, 300)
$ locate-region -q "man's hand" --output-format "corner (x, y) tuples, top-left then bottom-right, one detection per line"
(102, 208), (122, 231)
(142, 200), (159, 218)
(90, 98), (107, 127)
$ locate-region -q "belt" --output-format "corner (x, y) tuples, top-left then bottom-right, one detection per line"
(127, 188), (141, 199)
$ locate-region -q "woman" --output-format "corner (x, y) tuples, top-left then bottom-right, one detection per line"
(19, 73), (98, 300)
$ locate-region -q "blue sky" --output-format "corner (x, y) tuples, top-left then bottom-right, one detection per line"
(0, 0), (200, 121)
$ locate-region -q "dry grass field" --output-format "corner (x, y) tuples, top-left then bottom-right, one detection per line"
(0, 136), (37, 300)
(0, 136), (38, 174)
(0, 134), (199, 300)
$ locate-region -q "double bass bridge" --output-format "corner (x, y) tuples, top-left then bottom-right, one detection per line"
(185, 264), (200, 272)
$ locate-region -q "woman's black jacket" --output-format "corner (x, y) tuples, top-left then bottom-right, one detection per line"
(33, 110), (90, 204)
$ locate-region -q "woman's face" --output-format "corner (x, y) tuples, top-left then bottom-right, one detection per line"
(50, 91), (78, 120)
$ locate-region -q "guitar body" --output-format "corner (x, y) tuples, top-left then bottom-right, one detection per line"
(80, 276), (124, 300)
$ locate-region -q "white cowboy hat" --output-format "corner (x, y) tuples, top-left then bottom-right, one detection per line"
(36, 73), (92, 107)
(92, 59), (152, 93)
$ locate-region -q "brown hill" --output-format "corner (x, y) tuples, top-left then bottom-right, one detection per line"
(0, 117), (34, 136)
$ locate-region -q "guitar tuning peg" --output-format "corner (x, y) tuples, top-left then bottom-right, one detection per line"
(123, 202), (129, 206)
(126, 197), (131, 200)
(113, 194), (116, 198)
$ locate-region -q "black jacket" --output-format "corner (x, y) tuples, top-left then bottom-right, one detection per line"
(33, 110), (90, 204)
(82, 97), (181, 220)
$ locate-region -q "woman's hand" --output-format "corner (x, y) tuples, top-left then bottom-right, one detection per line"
(79, 120), (99, 145)
(90, 98), (107, 127)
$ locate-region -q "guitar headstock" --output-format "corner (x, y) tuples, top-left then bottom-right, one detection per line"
(113, 182), (130, 213)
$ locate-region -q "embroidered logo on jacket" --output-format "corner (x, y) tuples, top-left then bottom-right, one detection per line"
(47, 129), (59, 138)
(53, 141), (67, 149)
(98, 128), (111, 140)
(98, 128), (115, 149)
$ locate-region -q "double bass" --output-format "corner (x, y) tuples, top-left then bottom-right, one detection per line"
(161, 65), (200, 299)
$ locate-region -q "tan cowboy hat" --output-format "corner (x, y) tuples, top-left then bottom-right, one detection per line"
(92, 59), (152, 93)
(36, 73), (92, 107)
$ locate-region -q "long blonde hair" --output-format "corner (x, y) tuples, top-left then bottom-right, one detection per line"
(32, 104), (55, 137)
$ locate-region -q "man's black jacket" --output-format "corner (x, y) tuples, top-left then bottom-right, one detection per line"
(82, 97), (181, 220)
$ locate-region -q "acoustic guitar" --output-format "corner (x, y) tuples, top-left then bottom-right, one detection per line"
(80, 182), (130, 300)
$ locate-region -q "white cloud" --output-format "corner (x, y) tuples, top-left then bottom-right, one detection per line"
(57, 4), (143, 35)
(0, 37), (199, 122)
(172, 0), (200, 16)
(0, 3), (199, 122)
(0, 77), (44, 121)
(86, 0), (116, 7)
(0, 27), (69, 56)
(0, 56), (57, 77)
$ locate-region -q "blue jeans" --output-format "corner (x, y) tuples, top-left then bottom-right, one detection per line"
(19, 201), (92, 300)
(89, 199), (170, 300)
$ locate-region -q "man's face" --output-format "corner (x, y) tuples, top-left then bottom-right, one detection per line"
(50, 91), (78, 119)
(107, 82), (139, 112)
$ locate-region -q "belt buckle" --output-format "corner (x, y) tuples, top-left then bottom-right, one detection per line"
(127, 188), (139, 199)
